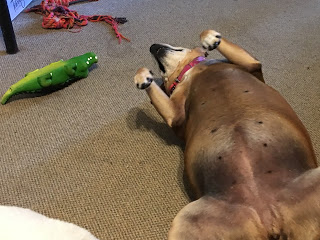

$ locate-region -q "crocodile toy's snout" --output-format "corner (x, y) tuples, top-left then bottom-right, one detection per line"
(84, 52), (98, 67)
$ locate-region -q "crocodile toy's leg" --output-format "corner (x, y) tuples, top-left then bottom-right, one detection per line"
(37, 73), (53, 88)
(64, 63), (77, 77)
(75, 62), (89, 78)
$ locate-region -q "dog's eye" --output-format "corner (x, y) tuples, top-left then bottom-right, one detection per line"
(174, 49), (184, 52)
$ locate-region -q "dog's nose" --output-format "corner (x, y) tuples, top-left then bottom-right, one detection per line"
(150, 44), (170, 58)
(150, 44), (163, 54)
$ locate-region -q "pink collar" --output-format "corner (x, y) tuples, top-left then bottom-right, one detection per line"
(169, 56), (206, 94)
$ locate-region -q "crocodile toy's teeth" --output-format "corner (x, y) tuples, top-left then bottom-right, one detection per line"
(1, 88), (14, 105)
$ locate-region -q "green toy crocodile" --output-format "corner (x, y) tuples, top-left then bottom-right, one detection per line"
(1, 52), (98, 104)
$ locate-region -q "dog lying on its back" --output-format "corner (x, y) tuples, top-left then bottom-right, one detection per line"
(134, 29), (320, 239)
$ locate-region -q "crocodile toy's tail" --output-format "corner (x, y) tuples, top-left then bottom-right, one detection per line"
(1, 88), (15, 105)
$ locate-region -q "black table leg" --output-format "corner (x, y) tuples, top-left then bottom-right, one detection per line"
(0, 0), (19, 54)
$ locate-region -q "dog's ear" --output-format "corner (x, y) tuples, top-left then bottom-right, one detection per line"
(199, 47), (209, 57)
(153, 78), (169, 96)
(160, 83), (169, 95)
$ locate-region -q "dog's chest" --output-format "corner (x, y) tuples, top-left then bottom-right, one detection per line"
(184, 67), (260, 130)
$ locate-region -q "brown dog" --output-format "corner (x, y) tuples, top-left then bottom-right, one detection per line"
(134, 29), (319, 239)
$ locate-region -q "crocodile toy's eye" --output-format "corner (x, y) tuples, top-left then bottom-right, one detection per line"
(86, 61), (89, 64)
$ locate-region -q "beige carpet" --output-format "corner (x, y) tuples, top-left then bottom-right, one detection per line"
(0, 0), (319, 239)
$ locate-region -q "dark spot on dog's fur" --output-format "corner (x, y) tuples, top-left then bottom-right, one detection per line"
(201, 102), (206, 105)
(218, 156), (222, 160)
(268, 234), (280, 240)
(232, 180), (237, 185)
(244, 90), (249, 93)
(266, 170), (273, 174)
(280, 229), (288, 240)
(234, 125), (245, 134)
(264, 143), (268, 147)
(211, 88), (216, 91)
(211, 128), (217, 133)
(258, 121), (263, 124)
(186, 213), (200, 224)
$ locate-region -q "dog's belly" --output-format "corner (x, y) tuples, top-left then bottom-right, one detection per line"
(183, 65), (317, 200)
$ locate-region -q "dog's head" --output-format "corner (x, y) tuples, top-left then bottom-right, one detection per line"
(150, 43), (206, 92)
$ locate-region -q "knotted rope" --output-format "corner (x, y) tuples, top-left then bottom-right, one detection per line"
(25, 0), (129, 43)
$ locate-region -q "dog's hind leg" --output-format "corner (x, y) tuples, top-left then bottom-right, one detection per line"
(276, 168), (320, 239)
(200, 30), (265, 83)
(134, 67), (186, 128)
(168, 196), (268, 240)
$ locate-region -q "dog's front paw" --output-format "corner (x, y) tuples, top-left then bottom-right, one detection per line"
(200, 30), (222, 51)
(134, 67), (154, 89)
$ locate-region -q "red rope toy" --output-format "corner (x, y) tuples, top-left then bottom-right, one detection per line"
(25, 0), (130, 43)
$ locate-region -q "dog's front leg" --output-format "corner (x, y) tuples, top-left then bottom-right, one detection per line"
(134, 67), (185, 128)
(200, 30), (264, 82)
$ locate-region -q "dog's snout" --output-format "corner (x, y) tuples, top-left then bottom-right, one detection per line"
(149, 44), (168, 73)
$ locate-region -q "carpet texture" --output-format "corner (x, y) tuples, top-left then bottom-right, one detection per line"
(0, 0), (319, 239)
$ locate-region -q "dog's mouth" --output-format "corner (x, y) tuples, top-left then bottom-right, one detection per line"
(156, 59), (166, 73)
(150, 44), (185, 74)
(150, 44), (168, 73)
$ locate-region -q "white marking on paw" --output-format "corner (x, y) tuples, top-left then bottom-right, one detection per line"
(201, 30), (221, 50)
(134, 68), (154, 89)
